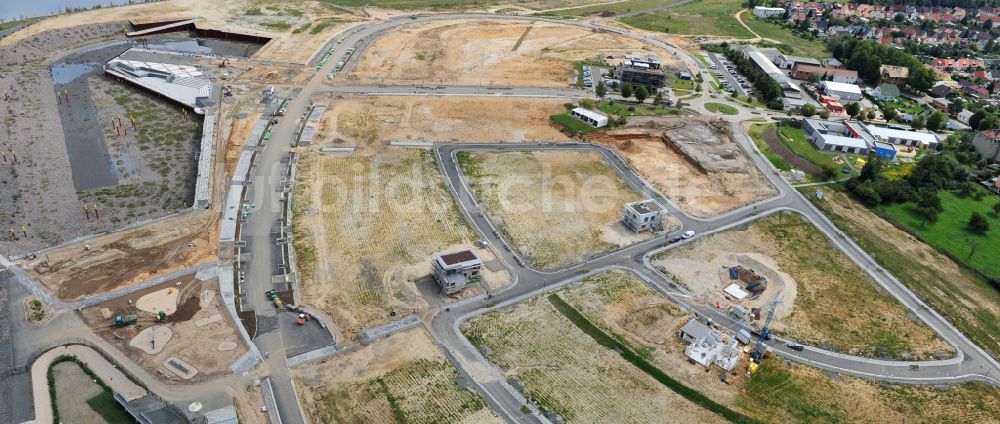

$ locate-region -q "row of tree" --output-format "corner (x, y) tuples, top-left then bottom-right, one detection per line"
(721, 44), (785, 110)
(828, 37), (938, 92)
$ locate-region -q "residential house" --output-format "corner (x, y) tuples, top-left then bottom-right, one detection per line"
(875, 83), (901, 101)
(880, 65), (910, 84)
(972, 130), (1000, 163)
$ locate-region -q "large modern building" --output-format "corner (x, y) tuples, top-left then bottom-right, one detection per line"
(616, 56), (666, 88)
(622, 200), (666, 232)
(804, 118), (940, 159)
(803, 119), (872, 155)
(432, 249), (483, 295)
(738, 45), (803, 100)
(972, 130), (1000, 163)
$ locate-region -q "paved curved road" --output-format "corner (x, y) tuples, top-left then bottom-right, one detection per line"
(5, 11), (999, 424)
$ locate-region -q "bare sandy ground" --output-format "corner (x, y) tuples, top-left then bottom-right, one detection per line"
(3, 0), (359, 64)
(590, 120), (777, 217)
(314, 96), (570, 144)
(345, 19), (682, 87)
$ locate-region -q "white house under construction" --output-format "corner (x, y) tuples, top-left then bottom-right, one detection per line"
(622, 200), (666, 232)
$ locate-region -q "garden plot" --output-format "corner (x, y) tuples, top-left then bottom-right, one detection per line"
(292, 148), (507, 337)
(460, 151), (645, 269)
(590, 119), (777, 218)
(653, 212), (951, 360)
(463, 293), (725, 423)
(315, 96), (569, 145)
(345, 19), (681, 88)
(293, 326), (500, 424)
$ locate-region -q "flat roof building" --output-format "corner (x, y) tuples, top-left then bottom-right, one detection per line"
(570, 107), (608, 127)
(617, 56), (667, 88)
(753, 6), (786, 18)
(432, 249), (482, 295)
(622, 200), (666, 232)
(820, 81), (862, 102)
(792, 63), (858, 84)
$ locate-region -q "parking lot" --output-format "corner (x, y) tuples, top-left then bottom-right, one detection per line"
(708, 53), (750, 98)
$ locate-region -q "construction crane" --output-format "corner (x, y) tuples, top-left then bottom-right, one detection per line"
(750, 298), (781, 363)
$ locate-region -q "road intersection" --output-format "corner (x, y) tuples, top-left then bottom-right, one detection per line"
(2, 11), (998, 424)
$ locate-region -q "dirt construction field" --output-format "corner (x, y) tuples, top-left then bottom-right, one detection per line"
(654, 212), (950, 360)
(80, 275), (248, 383)
(459, 151), (645, 269)
(292, 148), (508, 338)
(344, 19), (683, 87)
(18, 209), (219, 301)
(590, 119), (777, 218)
(293, 326), (500, 424)
(314, 96), (570, 145)
(463, 288), (725, 423)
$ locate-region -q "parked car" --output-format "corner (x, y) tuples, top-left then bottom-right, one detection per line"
(786, 343), (805, 351)
(667, 236), (682, 244)
(681, 230), (696, 239)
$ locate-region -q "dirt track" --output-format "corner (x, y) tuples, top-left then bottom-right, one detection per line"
(761, 126), (824, 176)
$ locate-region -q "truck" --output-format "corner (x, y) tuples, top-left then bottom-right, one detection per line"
(265, 290), (284, 309)
(114, 314), (138, 328)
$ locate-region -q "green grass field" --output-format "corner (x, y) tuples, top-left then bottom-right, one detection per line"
(621, 0), (753, 38)
(704, 102), (738, 115)
(880, 190), (1000, 280)
(808, 188), (1000, 360)
(742, 17), (830, 58)
(551, 113), (600, 134)
(749, 124), (792, 170)
(537, 0), (672, 17)
(599, 101), (681, 116)
(775, 125), (841, 171)
(670, 76), (695, 91)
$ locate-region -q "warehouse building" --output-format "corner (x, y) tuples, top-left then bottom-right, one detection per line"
(803, 118), (873, 155)
(791, 64), (858, 84)
(819, 81), (862, 102)
(774, 54), (820, 70)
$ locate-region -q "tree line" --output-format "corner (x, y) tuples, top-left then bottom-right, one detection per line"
(828, 37), (938, 92)
(721, 44), (785, 110)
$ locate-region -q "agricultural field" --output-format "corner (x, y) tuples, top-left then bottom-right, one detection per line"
(880, 190), (1000, 281)
(739, 357), (1000, 423)
(741, 15), (831, 58)
(620, 0), (753, 38)
(806, 188), (1000, 358)
(293, 327), (500, 424)
(345, 19), (680, 88)
(462, 291), (727, 423)
(653, 212), (951, 360)
(458, 151), (645, 269)
(292, 148), (506, 336)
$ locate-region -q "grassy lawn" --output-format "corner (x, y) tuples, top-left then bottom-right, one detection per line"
(705, 102), (738, 115)
(807, 188), (1000, 359)
(621, 0), (753, 38)
(742, 17), (830, 58)
(775, 125), (841, 172)
(538, 0), (674, 17)
(670, 76), (695, 91)
(86, 390), (135, 424)
(551, 113), (600, 134)
(599, 101), (681, 116)
(880, 190), (1000, 280)
(0, 17), (39, 32)
(749, 124), (792, 171)
(878, 99), (926, 115)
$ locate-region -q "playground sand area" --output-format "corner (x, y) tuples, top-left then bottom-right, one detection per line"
(80, 272), (247, 383)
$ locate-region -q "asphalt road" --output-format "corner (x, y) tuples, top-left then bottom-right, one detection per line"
(5, 11), (1000, 424)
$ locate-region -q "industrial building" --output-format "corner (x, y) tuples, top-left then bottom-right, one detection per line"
(432, 249), (482, 295)
(621, 200), (666, 232)
(570, 107), (608, 127)
(677, 319), (744, 372)
(791, 64), (858, 84)
(972, 130), (1000, 163)
(616, 56), (666, 88)
(819, 81), (862, 102)
(774, 54), (820, 70)
(737, 45), (803, 100)
(804, 118), (939, 159)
